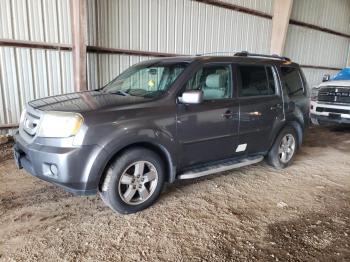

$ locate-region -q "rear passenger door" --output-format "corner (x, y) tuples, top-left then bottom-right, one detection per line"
(236, 64), (284, 154)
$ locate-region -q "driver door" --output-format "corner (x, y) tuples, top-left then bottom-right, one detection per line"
(176, 63), (239, 168)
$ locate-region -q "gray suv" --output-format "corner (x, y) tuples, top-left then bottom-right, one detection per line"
(14, 52), (310, 214)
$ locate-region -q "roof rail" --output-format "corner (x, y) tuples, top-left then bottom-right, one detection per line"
(195, 51), (237, 56)
(234, 51), (291, 62)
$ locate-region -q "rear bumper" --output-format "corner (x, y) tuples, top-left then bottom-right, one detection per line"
(310, 101), (350, 125)
(13, 132), (108, 195)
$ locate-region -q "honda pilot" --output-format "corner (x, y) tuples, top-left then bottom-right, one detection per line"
(14, 52), (309, 214)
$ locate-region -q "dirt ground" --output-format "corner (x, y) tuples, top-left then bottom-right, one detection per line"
(0, 126), (349, 262)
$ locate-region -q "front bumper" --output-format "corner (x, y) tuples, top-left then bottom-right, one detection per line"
(310, 101), (350, 125)
(13, 132), (108, 195)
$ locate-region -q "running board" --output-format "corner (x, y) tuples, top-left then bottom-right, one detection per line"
(177, 156), (264, 180)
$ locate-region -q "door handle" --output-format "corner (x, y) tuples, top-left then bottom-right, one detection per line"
(270, 104), (282, 111)
(222, 110), (234, 119)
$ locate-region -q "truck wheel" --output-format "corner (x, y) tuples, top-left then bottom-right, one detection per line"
(267, 126), (298, 169)
(99, 147), (165, 214)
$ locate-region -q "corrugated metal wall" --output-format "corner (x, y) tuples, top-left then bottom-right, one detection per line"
(0, 48), (74, 124)
(224, 0), (274, 14)
(87, 53), (152, 89)
(285, 25), (349, 69)
(86, 0), (349, 89)
(87, 0), (273, 87)
(291, 0), (350, 35)
(0, 0), (73, 129)
(1, 0), (350, 132)
(301, 68), (340, 88)
(0, 0), (72, 43)
(287, 0), (350, 87)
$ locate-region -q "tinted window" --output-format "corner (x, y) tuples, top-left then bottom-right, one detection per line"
(185, 65), (232, 100)
(237, 65), (275, 97)
(280, 67), (304, 97)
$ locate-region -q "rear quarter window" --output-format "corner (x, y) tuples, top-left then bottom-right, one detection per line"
(280, 67), (305, 97)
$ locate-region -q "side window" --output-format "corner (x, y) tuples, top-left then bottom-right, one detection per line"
(237, 65), (275, 97)
(280, 67), (304, 97)
(185, 65), (232, 100)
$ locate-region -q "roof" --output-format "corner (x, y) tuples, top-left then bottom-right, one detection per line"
(140, 55), (299, 67)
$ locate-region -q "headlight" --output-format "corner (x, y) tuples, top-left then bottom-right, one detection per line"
(310, 87), (319, 101)
(37, 112), (83, 138)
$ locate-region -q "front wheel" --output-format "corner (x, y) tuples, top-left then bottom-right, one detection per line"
(99, 148), (165, 214)
(267, 126), (298, 169)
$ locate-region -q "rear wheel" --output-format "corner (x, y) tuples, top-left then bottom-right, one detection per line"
(267, 126), (298, 169)
(99, 148), (165, 214)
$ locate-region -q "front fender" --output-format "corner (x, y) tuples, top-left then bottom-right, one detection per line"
(86, 122), (177, 186)
(100, 124), (176, 155)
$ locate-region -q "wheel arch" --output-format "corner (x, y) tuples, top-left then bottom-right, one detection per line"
(273, 120), (304, 150)
(97, 141), (176, 191)
(289, 120), (304, 147)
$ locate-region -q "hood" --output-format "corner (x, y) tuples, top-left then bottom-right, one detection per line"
(28, 91), (153, 113)
(319, 80), (350, 88)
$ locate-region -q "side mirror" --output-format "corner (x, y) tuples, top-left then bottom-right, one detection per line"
(322, 74), (330, 82)
(179, 90), (203, 104)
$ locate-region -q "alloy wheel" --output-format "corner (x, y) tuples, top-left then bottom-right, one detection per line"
(118, 161), (158, 205)
(278, 134), (296, 163)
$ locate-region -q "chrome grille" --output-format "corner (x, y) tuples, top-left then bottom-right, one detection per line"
(318, 87), (350, 104)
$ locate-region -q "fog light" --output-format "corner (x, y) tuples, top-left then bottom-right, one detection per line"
(50, 164), (58, 176)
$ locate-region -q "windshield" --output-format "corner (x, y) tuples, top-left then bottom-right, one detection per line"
(102, 62), (187, 98)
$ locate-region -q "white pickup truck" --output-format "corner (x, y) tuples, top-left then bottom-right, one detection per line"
(310, 69), (350, 125)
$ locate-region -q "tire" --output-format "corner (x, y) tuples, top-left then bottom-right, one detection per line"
(99, 147), (165, 214)
(267, 126), (298, 169)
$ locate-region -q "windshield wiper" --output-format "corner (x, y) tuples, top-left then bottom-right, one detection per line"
(143, 90), (165, 98)
(108, 90), (130, 96)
